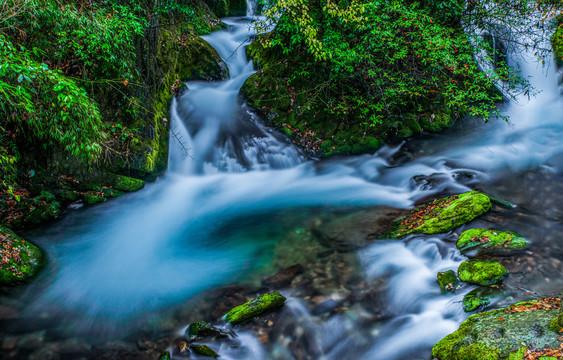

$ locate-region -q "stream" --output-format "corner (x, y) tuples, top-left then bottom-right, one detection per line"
(1, 9), (563, 360)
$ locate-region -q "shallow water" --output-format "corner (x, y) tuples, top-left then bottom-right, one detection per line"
(1, 14), (562, 360)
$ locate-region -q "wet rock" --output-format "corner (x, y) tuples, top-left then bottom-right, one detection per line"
(313, 207), (408, 250)
(411, 173), (451, 191)
(0, 304), (20, 320)
(311, 298), (344, 316)
(0, 226), (45, 285)
(224, 292), (286, 324)
(29, 348), (60, 360)
(185, 321), (228, 339)
(191, 344), (219, 358)
(458, 260), (507, 286)
(437, 270), (460, 294)
(90, 341), (152, 360)
(262, 264), (304, 289)
(432, 298), (562, 360)
(462, 286), (504, 312)
(392, 191), (491, 238)
(456, 228), (529, 255)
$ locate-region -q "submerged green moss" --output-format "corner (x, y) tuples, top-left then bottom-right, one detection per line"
(186, 321), (228, 339)
(159, 351), (172, 360)
(462, 286), (504, 312)
(191, 344), (219, 358)
(392, 191), (491, 238)
(457, 229), (529, 254)
(0, 226), (45, 285)
(223, 291), (286, 324)
(458, 260), (507, 286)
(437, 270), (460, 294)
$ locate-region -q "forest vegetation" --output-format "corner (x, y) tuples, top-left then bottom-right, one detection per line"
(0, 0), (560, 227)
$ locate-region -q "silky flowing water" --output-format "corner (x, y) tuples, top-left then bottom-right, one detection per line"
(1, 13), (562, 360)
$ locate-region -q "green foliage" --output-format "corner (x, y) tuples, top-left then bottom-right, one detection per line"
(0, 34), (103, 193)
(253, 0), (532, 135)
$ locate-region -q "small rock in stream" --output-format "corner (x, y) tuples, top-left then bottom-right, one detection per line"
(262, 264), (304, 289)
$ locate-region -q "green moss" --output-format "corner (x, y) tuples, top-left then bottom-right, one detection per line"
(437, 270), (460, 294)
(83, 193), (106, 205)
(552, 17), (563, 66)
(186, 321), (227, 339)
(191, 344), (219, 358)
(112, 174), (145, 192)
(159, 351), (172, 360)
(458, 260), (507, 286)
(419, 112), (454, 132)
(506, 347), (526, 360)
(176, 37), (228, 81)
(0, 226), (45, 285)
(549, 316), (563, 333)
(457, 229), (529, 254)
(433, 301), (561, 360)
(25, 191), (61, 224)
(223, 291), (286, 324)
(463, 295), (491, 312)
(392, 191), (491, 238)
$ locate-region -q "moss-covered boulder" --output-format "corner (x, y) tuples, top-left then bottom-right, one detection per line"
(223, 291), (286, 324)
(191, 344), (219, 358)
(0, 226), (45, 285)
(392, 191), (491, 238)
(457, 229), (529, 255)
(186, 321), (228, 339)
(176, 37), (228, 81)
(458, 260), (507, 286)
(463, 286), (504, 312)
(432, 298), (562, 360)
(437, 270), (460, 294)
(111, 174), (145, 192)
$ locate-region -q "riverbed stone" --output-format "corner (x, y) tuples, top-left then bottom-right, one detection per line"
(392, 191), (491, 238)
(458, 260), (507, 286)
(462, 286), (504, 312)
(432, 298), (562, 360)
(223, 291), (286, 324)
(185, 321), (228, 339)
(191, 344), (219, 358)
(312, 207), (408, 250)
(0, 226), (45, 285)
(457, 228), (529, 255)
(437, 270), (460, 294)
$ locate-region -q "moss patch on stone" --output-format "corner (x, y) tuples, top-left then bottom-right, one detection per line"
(0, 226), (45, 285)
(392, 191), (491, 238)
(462, 286), (503, 312)
(433, 299), (563, 360)
(111, 174), (145, 192)
(458, 260), (507, 286)
(223, 291), (286, 324)
(24, 191), (61, 224)
(191, 344), (219, 358)
(457, 228), (529, 254)
(186, 321), (228, 339)
(437, 270), (460, 294)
